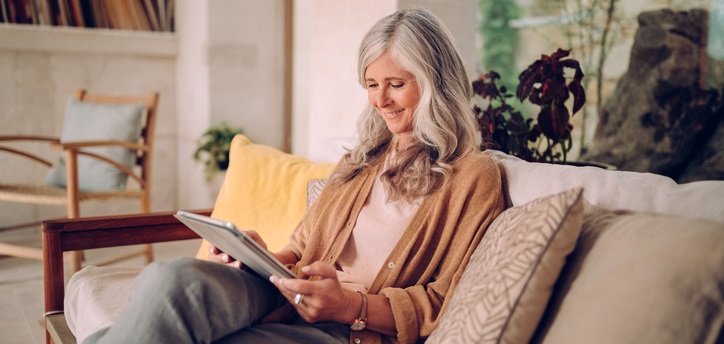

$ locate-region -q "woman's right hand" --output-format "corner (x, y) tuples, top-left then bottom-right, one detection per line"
(207, 245), (242, 269)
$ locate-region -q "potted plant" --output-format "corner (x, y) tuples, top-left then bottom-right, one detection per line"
(193, 122), (244, 181)
(474, 48), (586, 164)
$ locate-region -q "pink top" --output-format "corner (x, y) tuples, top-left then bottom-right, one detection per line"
(336, 165), (422, 292)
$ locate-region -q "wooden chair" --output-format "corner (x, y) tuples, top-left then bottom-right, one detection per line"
(0, 89), (160, 273)
(42, 210), (207, 344)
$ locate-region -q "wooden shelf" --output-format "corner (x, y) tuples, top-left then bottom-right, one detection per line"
(0, 24), (177, 57)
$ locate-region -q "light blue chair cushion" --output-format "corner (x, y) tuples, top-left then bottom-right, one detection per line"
(46, 98), (145, 191)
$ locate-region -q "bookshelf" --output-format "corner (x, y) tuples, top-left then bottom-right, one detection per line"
(0, 24), (176, 56)
(0, 0), (174, 32)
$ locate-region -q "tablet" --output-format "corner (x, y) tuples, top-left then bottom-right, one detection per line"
(174, 210), (296, 280)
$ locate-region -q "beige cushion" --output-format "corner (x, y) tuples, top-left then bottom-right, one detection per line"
(483, 150), (724, 224)
(428, 188), (584, 344)
(533, 209), (724, 344)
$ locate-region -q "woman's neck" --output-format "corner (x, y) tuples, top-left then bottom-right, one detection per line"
(393, 133), (414, 152)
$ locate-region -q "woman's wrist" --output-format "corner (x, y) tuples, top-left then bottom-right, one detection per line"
(340, 289), (363, 325)
(349, 291), (368, 331)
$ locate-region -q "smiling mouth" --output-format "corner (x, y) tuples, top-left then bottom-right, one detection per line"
(385, 109), (404, 117)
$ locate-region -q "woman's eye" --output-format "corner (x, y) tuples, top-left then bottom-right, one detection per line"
(367, 83), (378, 89)
(391, 83), (404, 89)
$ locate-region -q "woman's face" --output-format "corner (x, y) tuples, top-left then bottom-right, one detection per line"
(365, 52), (420, 136)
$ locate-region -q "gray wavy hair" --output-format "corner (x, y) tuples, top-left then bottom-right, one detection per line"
(331, 8), (478, 202)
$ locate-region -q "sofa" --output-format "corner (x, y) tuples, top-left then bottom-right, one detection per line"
(45, 134), (724, 344)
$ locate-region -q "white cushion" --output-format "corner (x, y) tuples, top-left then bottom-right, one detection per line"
(483, 150), (724, 224)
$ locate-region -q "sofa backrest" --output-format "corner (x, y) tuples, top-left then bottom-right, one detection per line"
(484, 150), (724, 224)
(197, 137), (724, 261)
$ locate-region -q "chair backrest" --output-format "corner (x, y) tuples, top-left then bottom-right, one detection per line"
(74, 89), (160, 212)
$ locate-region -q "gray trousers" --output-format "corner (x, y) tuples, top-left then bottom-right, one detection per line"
(84, 257), (349, 344)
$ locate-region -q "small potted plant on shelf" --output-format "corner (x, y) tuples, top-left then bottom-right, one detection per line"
(474, 48), (586, 164)
(193, 122), (244, 181)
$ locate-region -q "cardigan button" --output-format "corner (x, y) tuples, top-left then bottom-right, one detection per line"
(387, 262), (395, 269)
(353, 338), (361, 344)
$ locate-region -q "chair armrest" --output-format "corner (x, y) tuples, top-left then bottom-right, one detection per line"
(42, 210), (209, 250)
(0, 135), (59, 143)
(0, 135), (60, 167)
(42, 210), (209, 314)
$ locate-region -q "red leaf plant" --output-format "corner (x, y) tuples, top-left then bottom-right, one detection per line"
(474, 48), (586, 163)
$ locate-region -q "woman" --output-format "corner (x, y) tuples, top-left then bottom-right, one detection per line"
(85, 8), (504, 344)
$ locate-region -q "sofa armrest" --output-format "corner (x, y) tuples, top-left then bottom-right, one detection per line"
(42, 210), (208, 315)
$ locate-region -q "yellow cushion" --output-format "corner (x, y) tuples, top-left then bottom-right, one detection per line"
(195, 134), (336, 259)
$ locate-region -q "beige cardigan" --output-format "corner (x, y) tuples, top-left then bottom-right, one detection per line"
(286, 150), (505, 344)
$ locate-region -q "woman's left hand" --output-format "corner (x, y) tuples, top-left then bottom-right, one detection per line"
(269, 261), (359, 324)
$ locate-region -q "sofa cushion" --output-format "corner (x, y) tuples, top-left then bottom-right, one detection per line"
(195, 134), (336, 258)
(532, 208), (724, 344)
(483, 150), (724, 224)
(46, 98), (145, 191)
(427, 188), (584, 344)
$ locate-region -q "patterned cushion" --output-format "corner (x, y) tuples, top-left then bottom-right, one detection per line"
(306, 179), (328, 209)
(427, 188), (584, 344)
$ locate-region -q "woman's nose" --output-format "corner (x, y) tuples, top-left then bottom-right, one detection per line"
(376, 89), (392, 108)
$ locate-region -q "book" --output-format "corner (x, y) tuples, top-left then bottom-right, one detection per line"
(68, 0), (84, 27)
(174, 210), (296, 281)
(90, 0), (107, 29)
(0, 0), (8, 23)
(142, 0), (159, 31)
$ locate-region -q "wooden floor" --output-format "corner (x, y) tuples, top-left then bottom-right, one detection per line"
(0, 226), (201, 344)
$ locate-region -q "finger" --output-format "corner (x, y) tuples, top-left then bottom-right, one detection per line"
(270, 275), (292, 292)
(244, 230), (267, 250)
(208, 246), (233, 261)
(207, 245), (220, 261)
(300, 261), (337, 279)
(269, 276), (296, 308)
(207, 247), (240, 268)
(220, 253), (235, 263)
(269, 276), (303, 302)
(245, 230), (260, 241)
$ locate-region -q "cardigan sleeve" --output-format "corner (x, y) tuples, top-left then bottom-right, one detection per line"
(379, 153), (505, 344)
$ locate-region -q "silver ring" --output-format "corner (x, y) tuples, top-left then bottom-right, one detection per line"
(293, 293), (304, 305)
